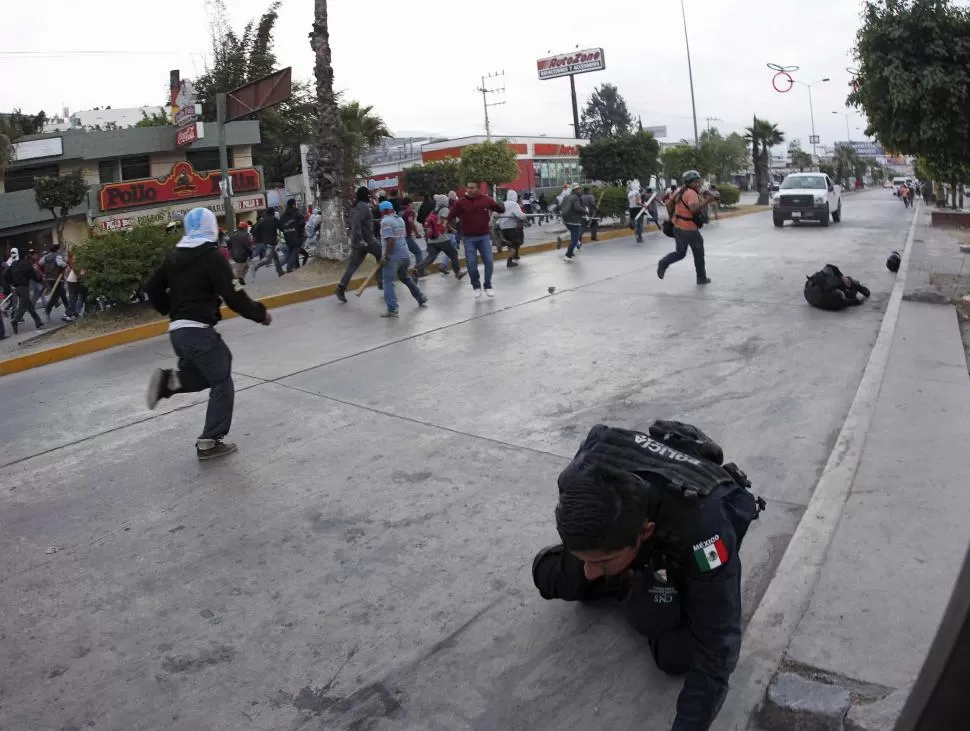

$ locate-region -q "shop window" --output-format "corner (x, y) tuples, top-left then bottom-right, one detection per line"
(186, 149), (224, 174)
(3, 163), (61, 193)
(120, 155), (151, 181)
(99, 159), (119, 184)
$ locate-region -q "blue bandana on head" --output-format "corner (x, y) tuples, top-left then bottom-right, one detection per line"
(177, 207), (219, 248)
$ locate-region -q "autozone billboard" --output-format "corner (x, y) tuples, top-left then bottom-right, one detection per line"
(536, 48), (606, 80)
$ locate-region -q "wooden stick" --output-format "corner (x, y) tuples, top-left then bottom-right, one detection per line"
(355, 266), (380, 297)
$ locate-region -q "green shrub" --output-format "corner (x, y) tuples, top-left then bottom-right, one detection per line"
(76, 217), (179, 303)
(713, 183), (741, 206)
(596, 186), (631, 220)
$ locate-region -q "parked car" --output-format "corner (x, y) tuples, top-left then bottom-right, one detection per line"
(771, 172), (842, 227)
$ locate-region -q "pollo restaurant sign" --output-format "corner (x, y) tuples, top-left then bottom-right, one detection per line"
(98, 161), (261, 212)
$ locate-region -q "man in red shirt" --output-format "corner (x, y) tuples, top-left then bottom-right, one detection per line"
(447, 182), (505, 298)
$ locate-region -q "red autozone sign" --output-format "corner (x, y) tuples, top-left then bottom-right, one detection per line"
(537, 48), (606, 80)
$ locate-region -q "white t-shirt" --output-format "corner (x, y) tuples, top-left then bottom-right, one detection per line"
(628, 190), (641, 207)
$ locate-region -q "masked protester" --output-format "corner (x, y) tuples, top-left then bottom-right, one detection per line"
(497, 190), (527, 267)
(415, 194), (465, 280)
(336, 186), (385, 303)
(533, 422), (764, 731)
(145, 207), (272, 460)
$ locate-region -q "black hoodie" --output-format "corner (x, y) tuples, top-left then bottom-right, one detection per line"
(146, 241), (267, 326)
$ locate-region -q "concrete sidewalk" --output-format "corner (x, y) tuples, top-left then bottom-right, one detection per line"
(758, 217), (970, 731)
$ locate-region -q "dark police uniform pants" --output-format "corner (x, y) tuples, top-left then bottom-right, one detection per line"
(532, 544), (693, 676)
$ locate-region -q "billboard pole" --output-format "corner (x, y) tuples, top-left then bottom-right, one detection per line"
(216, 92), (235, 230)
(570, 74), (580, 139)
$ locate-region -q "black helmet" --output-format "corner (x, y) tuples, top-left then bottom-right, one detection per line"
(682, 170), (701, 183)
(886, 251), (901, 273)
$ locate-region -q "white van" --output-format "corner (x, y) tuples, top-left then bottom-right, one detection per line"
(892, 177), (911, 196)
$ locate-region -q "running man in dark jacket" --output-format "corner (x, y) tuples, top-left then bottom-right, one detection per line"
(251, 208), (284, 277)
(336, 186), (385, 303)
(145, 207), (272, 461)
(279, 198), (307, 272)
(8, 249), (44, 334)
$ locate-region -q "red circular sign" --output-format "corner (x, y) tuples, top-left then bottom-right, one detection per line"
(772, 71), (794, 93)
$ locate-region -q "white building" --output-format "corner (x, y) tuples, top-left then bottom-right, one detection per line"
(44, 106), (167, 132)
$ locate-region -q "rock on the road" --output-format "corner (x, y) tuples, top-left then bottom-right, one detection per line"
(760, 672), (851, 731)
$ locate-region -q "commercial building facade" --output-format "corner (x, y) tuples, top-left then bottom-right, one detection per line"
(0, 121), (265, 253)
(363, 135), (589, 193)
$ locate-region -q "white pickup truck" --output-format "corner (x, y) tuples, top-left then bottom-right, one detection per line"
(771, 172), (842, 227)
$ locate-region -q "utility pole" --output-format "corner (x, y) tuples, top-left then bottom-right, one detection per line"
(706, 116), (722, 133)
(476, 71), (505, 140)
(680, 0), (699, 146)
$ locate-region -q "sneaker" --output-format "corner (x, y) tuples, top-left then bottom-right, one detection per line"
(657, 263), (667, 280)
(564, 255), (574, 263)
(485, 288), (495, 298)
(147, 367), (175, 409)
(507, 259), (519, 268)
(380, 309), (400, 318)
(473, 288), (483, 299)
(418, 297), (429, 307)
(697, 277), (712, 285)
(335, 285), (347, 304)
(196, 439), (238, 460)
(455, 271), (467, 281)
(61, 315), (74, 323)
(636, 237), (644, 243)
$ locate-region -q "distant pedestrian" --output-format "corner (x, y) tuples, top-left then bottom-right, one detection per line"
(658, 170), (717, 284)
(400, 197), (425, 266)
(305, 206), (322, 251)
(252, 208), (284, 277)
(229, 221), (253, 285)
(581, 186), (599, 242)
(42, 243), (77, 322)
(415, 194), (465, 279)
(448, 182), (505, 298)
(336, 186), (384, 303)
(145, 207), (272, 461)
(628, 183), (644, 242)
(642, 188), (662, 232)
(497, 190), (527, 267)
(560, 183), (587, 263)
(378, 201), (427, 317)
(9, 249), (44, 334)
(279, 198), (306, 272)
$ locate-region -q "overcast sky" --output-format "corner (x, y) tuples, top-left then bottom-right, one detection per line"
(2, 0), (870, 148)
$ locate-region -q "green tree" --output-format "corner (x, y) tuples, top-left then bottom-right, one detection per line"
(661, 144), (704, 183)
(134, 109), (173, 128)
(0, 109), (47, 178)
(850, 0), (970, 170)
(404, 159), (462, 198)
(579, 83), (633, 140)
(33, 171), (88, 248)
(76, 217), (179, 303)
(580, 131), (660, 185)
(458, 140), (520, 188)
(699, 128), (749, 182)
(788, 139), (813, 171)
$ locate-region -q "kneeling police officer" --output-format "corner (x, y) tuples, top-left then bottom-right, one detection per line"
(532, 421), (764, 731)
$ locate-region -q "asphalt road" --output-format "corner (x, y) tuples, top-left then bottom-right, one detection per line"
(0, 189), (915, 731)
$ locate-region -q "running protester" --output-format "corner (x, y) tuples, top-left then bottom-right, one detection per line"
(378, 201), (427, 318)
(145, 207), (272, 461)
(497, 190), (528, 267)
(415, 194), (465, 280)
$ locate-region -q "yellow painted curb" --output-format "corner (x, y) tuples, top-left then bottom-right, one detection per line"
(0, 206), (771, 378)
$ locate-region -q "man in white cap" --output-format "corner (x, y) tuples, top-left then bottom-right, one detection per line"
(144, 207), (272, 460)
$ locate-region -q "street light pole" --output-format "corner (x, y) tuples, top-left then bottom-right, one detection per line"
(680, 0), (699, 146)
(795, 77), (830, 161)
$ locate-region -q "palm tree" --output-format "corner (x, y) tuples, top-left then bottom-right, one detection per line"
(745, 117), (785, 204)
(338, 101), (390, 203)
(310, 0), (346, 260)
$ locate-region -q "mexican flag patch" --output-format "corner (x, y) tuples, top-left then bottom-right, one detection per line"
(693, 535), (728, 572)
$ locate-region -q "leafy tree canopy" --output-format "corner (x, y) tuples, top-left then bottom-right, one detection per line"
(459, 140), (520, 186)
(34, 171), (88, 247)
(579, 83), (633, 140)
(135, 109), (172, 128)
(580, 131), (660, 185)
(788, 139), (814, 171)
(405, 159), (462, 198)
(850, 0), (970, 165)
(699, 128), (749, 181)
(661, 144), (704, 183)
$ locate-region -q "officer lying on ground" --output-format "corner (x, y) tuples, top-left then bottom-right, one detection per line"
(803, 263), (871, 311)
(532, 422), (764, 731)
